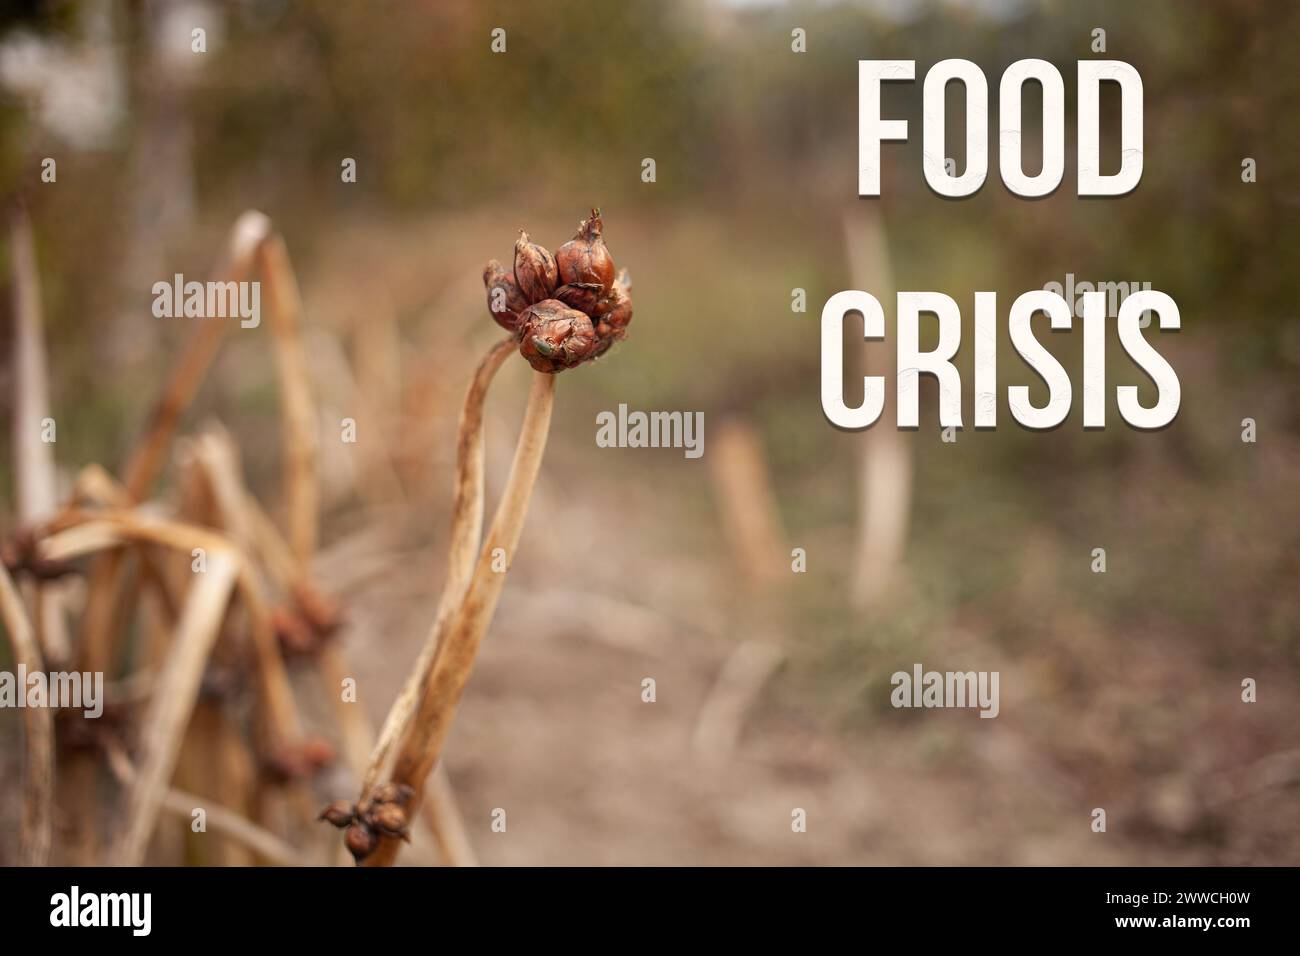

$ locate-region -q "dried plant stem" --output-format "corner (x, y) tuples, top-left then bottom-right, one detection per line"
(843, 210), (912, 609)
(330, 340), (515, 868)
(110, 548), (239, 866)
(318, 636), (477, 866)
(8, 203), (71, 667)
(234, 559), (304, 746)
(71, 463), (134, 509)
(242, 489), (301, 585)
(258, 233), (319, 562)
(0, 561), (54, 865)
(41, 511), (233, 564)
(255, 254), (456, 857)
(121, 212), (272, 501)
(395, 370), (556, 780)
(255, 241), (420, 854)
(163, 784), (300, 866)
(41, 509), (304, 747)
(188, 718), (256, 865)
(171, 443), (316, 856)
(104, 739), (303, 867)
(691, 641), (784, 765)
(40, 509), (304, 770)
(69, 467), (170, 609)
(187, 434), (303, 746)
(364, 368), (556, 867)
(363, 338), (514, 792)
(708, 417), (788, 584)
(424, 767), (479, 867)
(79, 212), (272, 681)
(8, 204), (54, 520)
(240, 509), (478, 865)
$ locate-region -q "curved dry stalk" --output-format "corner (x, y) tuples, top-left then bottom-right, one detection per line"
(256, 239), (460, 860)
(80, 211), (272, 680)
(9, 203), (72, 668)
(0, 561), (54, 865)
(363, 368), (555, 866)
(71, 463), (133, 509)
(170, 452), (274, 866)
(122, 211), (272, 501)
(425, 766), (480, 867)
(186, 433), (303, 746)
(104, 739), (304, 867)
(691, 640), (784, 765)
(110, 548), (240, 866)
(41, 510), (235, 564)
(235, 562), (305, 748)
(8, 204), (56, 523)
(242, 479), (478, 867)
(40, 510), (305, 748)
(241, 489), (301, 585)
(362, 337), (515, 792)
(258, 232), (319, 561)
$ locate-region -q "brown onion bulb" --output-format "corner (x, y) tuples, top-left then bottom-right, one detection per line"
(594, 285), (632, 333)
(318, 801), (356, 829)
(553, 282), (605, 315)
(483, 259), (528, 333)
(555, 209), (615, 292)
(344, 823), (377, 861)
(517, 299), (599, 373)
(368, 803), (411, 840)
(513, 230), (559, 304)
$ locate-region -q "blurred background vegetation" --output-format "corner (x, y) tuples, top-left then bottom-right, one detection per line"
(1, 0), (1297, 864)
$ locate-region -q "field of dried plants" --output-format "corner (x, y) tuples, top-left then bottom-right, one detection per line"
(4, 200), (1296, 866)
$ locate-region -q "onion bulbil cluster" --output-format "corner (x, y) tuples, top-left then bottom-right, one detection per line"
(319, 782), (414, 862)
(483, 208), (633, 372)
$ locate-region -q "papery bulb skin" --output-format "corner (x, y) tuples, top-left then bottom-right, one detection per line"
(517, 299), (599, 373)
(513, 231), (559, 304)
(593, 284), (632, 330)
(553, 281), (605, 315)
(483, 259), (528, 333)
(591, 270), (633, 356)
(555, 209), (615, 292)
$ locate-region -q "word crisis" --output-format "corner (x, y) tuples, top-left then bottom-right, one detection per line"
(820, 288), (1180, 430)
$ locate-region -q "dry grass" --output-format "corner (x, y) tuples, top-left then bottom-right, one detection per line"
(2, 208), (479, 867)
